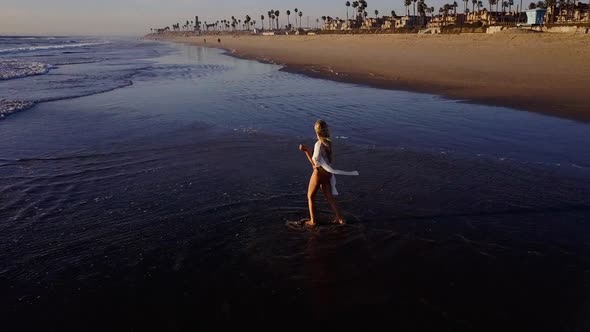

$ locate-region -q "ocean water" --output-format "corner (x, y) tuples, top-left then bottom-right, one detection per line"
(1, 37), (590, 330)
(0, 36), (165, 116)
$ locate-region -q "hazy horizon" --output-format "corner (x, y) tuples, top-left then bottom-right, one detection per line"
(0, 0), (487, 36)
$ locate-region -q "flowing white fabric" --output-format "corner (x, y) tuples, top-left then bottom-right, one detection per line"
(312, 141), (359, 196)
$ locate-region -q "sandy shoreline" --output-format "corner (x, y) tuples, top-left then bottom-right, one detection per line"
(150, 33), (590, 122)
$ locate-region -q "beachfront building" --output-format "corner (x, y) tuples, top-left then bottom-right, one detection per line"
(322, 19), (342, 30)
(380, 16), (396, 29)
(398, 15), (420, 27)
(428, 13), (466, 27)
(360, 17), (376, 29)
(551, 3), (590, 23)
(381, 15), (420, 28)
(322, 18), (354, 30)
(380, 16), (397, 29)
(194, 16), (201, 31)
(526, 8), (547, 25)
(342, 20), (360, 29)
(464, 9), (522, 25)
(321, 15), (430, 31)
(360, 15), (423, 29)
(362, 17), (382, 29)
(464, 9), (505, 24)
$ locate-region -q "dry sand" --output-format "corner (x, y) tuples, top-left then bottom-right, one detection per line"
(158, 32), (590, 121)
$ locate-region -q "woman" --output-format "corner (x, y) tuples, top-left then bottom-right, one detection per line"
(299, 119), (359, 226)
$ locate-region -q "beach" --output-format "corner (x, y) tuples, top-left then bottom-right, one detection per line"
(2, 38), (590, 330)
(158, 32), (590, 121)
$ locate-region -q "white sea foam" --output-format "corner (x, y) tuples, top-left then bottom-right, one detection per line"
(0, 60), (52, 80)
(0, 98), (34, 118)
(0, 41), (109, 54)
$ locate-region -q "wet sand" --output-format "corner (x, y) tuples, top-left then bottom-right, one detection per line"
(154, 32), (590, 122)
(3, 129), (590, 330)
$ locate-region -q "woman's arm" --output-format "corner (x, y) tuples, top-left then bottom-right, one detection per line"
(299, 144), (316, 168)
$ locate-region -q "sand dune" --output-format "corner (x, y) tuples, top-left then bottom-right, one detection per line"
(160, 33), (590, 121)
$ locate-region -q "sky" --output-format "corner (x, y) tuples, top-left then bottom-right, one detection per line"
(0, 0), (468, 36)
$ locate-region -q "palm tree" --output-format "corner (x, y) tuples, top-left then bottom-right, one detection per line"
(359, 0), (368, 19)
(472, 0), (477, 12)
(478, 0), (484, 10)
(463, 0), (469, 12)
(261, 15), (265, 30)
(352, 1), (359, 20)
(375, 9), (379, 19)
(245, 15), (251, 30)
(346, 1), (351, 21)
(546, 0), (555, 23)
(418, 0), (427, 25)
(413, 0), (418, 18)
(404, 0), (412, 16)
(299, 11), (304, 28)
(488, 0), (495, 12)
(445, 3), (452, 23)
(275, 10), (280, 29)
(287, 10), (291, 28)
(273, 11), (277, 29)
(508, 0), (514, 12)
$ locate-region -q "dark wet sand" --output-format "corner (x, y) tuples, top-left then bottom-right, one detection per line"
(2, 128), (590, 330)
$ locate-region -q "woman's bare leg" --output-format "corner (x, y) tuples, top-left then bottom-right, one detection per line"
(306, 171), (321, 226)
(321, 183), (344, 224)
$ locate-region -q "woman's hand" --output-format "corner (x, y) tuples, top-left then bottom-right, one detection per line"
(300, 144), (315, 167)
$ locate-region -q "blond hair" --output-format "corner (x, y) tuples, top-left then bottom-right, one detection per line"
(314, 119), (332, 163)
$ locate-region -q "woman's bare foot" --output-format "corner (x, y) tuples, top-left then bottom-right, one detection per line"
(333, 218), (345, 225)
(304, 220), (316, 227)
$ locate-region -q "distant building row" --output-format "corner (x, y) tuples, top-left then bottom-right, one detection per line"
(321, 5), (589, 30)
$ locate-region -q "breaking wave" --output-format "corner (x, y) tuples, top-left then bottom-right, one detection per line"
(0, 60), (52, 80)
(0, 42), (109, 54)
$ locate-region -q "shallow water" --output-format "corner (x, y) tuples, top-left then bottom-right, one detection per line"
(1, 39), (590, 330)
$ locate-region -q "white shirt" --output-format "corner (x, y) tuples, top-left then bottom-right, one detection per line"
(312, 140), (359, 196)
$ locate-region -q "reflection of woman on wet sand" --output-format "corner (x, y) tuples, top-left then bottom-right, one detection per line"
(299, 119), (359, 226)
